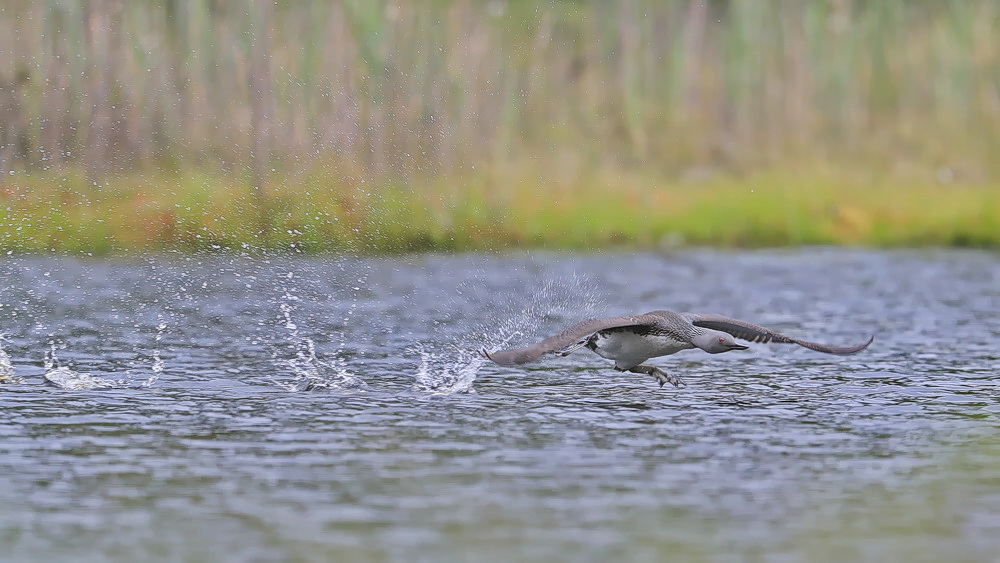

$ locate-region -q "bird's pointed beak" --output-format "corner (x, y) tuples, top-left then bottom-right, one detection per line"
(728, 343), (749, 351)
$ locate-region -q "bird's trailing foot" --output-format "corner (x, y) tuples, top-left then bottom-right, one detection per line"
(625, 364), (686, 388)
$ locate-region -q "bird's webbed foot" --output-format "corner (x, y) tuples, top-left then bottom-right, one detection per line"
(626, 364), (686, 388)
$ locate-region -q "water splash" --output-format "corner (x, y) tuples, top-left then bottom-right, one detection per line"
(42, 366), (120, 391)
(479, 273), (605, 353)
(0, 334), (26, 384)
(410, 269), (604, 395)
(270, 336), (367, 392)
(268, 290), (367, 392)
(43, 342), (126, 390)
(41, 314), (168, 391)
(410, 344), (484, 395)
(142, 317), (167, 388)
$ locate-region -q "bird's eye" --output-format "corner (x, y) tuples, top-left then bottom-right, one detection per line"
(718, 337), (725, 343)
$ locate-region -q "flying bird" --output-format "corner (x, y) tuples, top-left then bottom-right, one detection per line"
(481, 310), (873, 388)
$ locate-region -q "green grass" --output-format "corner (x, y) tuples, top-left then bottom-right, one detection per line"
(2, 163), (998, 254)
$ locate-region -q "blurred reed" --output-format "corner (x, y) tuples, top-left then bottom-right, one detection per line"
(1, 0), (999, 253)
(1, 0), (997, 181)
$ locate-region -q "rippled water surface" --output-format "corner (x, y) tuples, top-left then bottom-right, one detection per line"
(2, 249), (999, 561)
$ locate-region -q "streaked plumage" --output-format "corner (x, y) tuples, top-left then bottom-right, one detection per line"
(482, 310), (873, 388)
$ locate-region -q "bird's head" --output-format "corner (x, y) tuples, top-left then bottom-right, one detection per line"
(692, 330), (749, 354)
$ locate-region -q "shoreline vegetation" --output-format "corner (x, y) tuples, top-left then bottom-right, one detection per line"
(1, 1), (999, 254)
(2, 165), (998, 254)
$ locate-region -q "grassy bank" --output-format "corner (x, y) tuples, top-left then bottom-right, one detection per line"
(2, 164), (998, 254)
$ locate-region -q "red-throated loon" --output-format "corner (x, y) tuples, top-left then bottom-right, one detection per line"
(482, 310), (873, 388)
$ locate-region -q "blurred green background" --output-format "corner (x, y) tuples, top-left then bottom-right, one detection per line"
(1, 0), (998, 253)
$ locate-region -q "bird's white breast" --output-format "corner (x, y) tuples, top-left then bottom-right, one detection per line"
(589, 330), (693, 369)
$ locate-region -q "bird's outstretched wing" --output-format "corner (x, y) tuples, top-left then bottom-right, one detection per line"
(482, 313), (664, 366)
(685, 313), (873, 355)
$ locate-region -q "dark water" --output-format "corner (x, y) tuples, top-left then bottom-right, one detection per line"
(1, 249), (999, 562)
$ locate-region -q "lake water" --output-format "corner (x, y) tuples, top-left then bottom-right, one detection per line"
(1, 249), (999, 562)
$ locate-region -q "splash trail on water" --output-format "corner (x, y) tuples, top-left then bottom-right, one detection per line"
(42, 330), (166, 390)
(43, 342), (125, 390)
(410, 344), (484, 395)
(267, 278), (368, 392)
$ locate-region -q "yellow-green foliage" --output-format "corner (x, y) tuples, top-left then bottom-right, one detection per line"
(2, 163), (997, 254)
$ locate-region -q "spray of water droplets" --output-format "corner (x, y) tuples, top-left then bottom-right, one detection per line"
(410, 270), (605, 394)
(409, 343), (484, 395)
(0, 334), (25, 384)
(483, 273), (605, 350)
(143, 316), (168, 388)
(267, 280), (368, 393)
(42, 341), (124, 390)
(40, 321), (166, 391)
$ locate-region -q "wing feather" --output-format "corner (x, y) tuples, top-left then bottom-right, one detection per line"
(687, 313), (873, 355)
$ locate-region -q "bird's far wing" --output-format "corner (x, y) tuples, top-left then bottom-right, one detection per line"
(686, 313), (874, 355)
(482, 313), (660, 366)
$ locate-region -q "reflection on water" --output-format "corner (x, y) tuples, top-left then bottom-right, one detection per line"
(0, 249), (999, 561)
